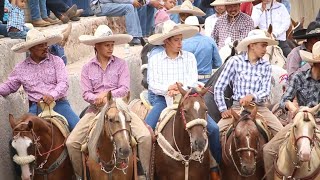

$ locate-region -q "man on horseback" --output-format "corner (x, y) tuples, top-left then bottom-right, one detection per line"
(0, 29), (79, 130)
(286, 21), (320, 79)
(263, 41), (320, 180)
(66, 25), (152, 180)
(214, 29), (283, 135)
(146, 20), (222, 179)
(211, 0), (254, 49)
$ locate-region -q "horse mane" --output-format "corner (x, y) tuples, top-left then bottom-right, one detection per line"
(15, 113), (50, 128)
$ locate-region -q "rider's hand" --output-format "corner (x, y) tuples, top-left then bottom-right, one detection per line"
(221, 110), (232, 119)
(133, 0), (142, 8)
(167, 89), (180, 97)
(94, 91), (109, 107)
(149, 0), (164, 9)
(43, 95), (54, 104)
(168, 84), (178, 91)
(239, 95), (254, 107)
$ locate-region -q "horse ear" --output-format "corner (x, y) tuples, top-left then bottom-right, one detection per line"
(27, 121), (33, 130)
(9, 114), (16, 129)
(231, 109), (240, 121)
(122, 92), (130, 103)
(107, 91), (112, 102)
(199, 87), (209, 96)
(310, 103), (320, 115)
(250, 106), (258, 119)
(177, 82), (187, 96)
(267, 24), (273, 36)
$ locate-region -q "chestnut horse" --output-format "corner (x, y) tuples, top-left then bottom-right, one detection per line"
(274, 103), (320, 180)
(153, 85), (210, 180)
(9, 114), (73, 180)
(220, 106), (267, 180)
(85, 95), (134, 180)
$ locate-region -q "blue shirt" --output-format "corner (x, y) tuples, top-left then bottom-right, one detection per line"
(214, 53), (272, 112)
(182, 33), (222, 75)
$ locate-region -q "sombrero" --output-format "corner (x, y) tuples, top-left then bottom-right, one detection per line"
(237, 29), (278, 52)
(299, 41), (320, 64)
(167, 0), (206, 16)
(293, 21), (320, 39)
(211, 0), (254, 6)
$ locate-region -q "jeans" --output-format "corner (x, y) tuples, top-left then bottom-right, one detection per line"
(28, 0), (48, 21)
(8, 27), (29, 39)
(50, 44), (67, 65)
(145, 91), (222, 165)
(29, 100), (80, 130)
(47, 0), (70, 18)
(138, 4), (155, 37)
(94, 3), (142, 37)
(0, 23), (8, 36)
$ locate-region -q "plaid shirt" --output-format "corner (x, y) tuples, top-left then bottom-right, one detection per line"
(280, 69), (320, 117)
(6, 3), (25, 31)
(212, 12), (254, 49)
(214, 53), (272, 112)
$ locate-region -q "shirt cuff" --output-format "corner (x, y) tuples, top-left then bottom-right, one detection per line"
(49, 91), (59, 100)
(218, 106), (227, 113)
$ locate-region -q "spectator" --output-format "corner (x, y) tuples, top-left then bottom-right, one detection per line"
(46, 1), (82, 23)
(154, 0), (175, 27)
(28, 0), (59, 27)
(204, 5), (226, 37)
(167, 0), (205, 23)
(0, 0), (4, 22)
(240, 2), (253, 15)
(6, 0), (29, 39)
(2, 0), (9, 23)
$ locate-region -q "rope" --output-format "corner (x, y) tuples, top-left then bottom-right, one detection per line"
(13, 154), (35, 165)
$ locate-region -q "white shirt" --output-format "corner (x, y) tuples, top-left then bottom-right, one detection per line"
(204, 13), (227, 37)
(147, 50), (198, 95)
(251, 2), (291, 41)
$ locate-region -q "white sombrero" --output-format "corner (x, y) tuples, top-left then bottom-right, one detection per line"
(184, 16), (204, 27)
(211, 0), (254, 6)
(11, 29), (63, 53)
(148, 20), (198, 45)
(236, 29), (278, 52)
(167, 0), (206, 16)
(79, 25), (133, 46)
(299, 41), (320, 64)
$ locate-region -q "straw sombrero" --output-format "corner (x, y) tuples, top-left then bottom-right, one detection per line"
(167, 0), (205, 16)
(79, 25), (133, 46)
(148, 20), (198, 45)
(211, 0), (254, 6)
(236, 29), (278, 52)
(299, 41), (320, 64)
(184, 16), (204, 27)
(11, 29), (63, 53)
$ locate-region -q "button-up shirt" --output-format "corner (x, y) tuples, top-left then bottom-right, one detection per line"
(280, 69), (320, 118)
(214, 53), (272, 112)
(286, 43), (311, 79)
(182, 33), (222, 75)
(81, 56), (130, 104)
(251, 2), (291, 41)
(212, 12), (254, 49)
(0, 54), (68, 102)
(147, 50), (198, 95)
(6, 2), (26, 31)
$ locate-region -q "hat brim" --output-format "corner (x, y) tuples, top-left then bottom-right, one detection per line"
(167, 6), (206, 16)
(292, 29), (320, 39)
(237, 37), (278, 52)
(210, 0), (254, 6)
(148, 26), (199, 45)
(79, 34), (133, 46)
(299, 50), (320, 63)
(11, 34), (63, 53)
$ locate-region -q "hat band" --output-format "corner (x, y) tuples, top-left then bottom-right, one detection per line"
(226, 0), (241, 2)
(307, 28), (320, 35)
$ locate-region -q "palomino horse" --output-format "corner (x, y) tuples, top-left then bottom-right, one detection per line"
(221, 106), (268, 180)
(84, 94), (135, 180)
(9, 114), (73, 180)
(274, 103), (320, 180)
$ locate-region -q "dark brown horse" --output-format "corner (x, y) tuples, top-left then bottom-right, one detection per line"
(85, 94), (135, 180)
(154, 84), (210, 180)
(220, 106), (267, 180)
(9, 114), (74, 180)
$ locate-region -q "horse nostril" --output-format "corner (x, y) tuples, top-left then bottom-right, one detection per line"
(119, 148), (130, 157)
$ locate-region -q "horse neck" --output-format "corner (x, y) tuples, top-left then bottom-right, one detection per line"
(173, 110), (191, 155)
(98, 126), (114, 162)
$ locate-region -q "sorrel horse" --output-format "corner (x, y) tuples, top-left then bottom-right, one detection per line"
(9, 114), (73, 180)
(221, 106), (267, 180)
(85, 95), (134, 180)
(153, 84), (210, 180)
(274, 103), (320, 180)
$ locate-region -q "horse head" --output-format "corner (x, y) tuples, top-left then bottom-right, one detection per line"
(177, 83), (209, 153)
(289, 102), (320, 162)
(230, 105), (260, 176)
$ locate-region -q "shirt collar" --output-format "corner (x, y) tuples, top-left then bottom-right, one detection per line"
(163, 50), (183, 59)
(92, 55), (115, 69)
(227, 12), (241, 23)
(300, 43), (307, 51)
(243, 53), (266, 64)
(26, 54), (50, 64)
(305, 69), (313, 79)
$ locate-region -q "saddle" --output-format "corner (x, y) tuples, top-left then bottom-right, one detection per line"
(155, 104), (179, 134)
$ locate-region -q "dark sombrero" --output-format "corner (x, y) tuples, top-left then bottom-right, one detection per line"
(293, 21), (320, 39)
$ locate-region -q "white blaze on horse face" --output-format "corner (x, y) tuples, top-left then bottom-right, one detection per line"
(299, 125), (312, 161)
(12, 136), (32, 180)
(194, 101), (200, 115)
(246, 133), (251, 157)
(118, 111), (129, 140)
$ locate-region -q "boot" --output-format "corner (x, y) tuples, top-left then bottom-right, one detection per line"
(59, 14), (70, 24)
(32, 19), (51, 27)
(43, 18), (61, 25)
(210, 171), (221, 180)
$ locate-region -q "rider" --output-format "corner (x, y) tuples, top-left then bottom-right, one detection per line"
(286, 21), (320, 79)
(211, 0), (254, 49)
(66, 25), (152, 180)
(0, 28), (79, 130)
(166, 0), (205, 24)
(146, 20), (222, 179)
(214, 29), (283, 136)
(263, 41), (320, 180)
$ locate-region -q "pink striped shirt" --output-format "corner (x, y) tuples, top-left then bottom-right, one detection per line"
(81, 56), (130, 104)
(0, 54), (68, 102)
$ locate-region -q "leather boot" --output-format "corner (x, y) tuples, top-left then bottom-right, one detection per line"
(210, 171), (221, 180)
(32, 19), (51, 27)
(43, 18), (61, 25)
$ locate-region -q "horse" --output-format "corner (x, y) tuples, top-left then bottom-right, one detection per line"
(9, 114), (74, 180)
(220, 105), (268, 180)
(84, 94), (135, 180)
(274, 102), (320, 180)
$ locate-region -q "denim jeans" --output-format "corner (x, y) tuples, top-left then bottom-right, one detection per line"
(138, 4), (155, 37)
(0, 23), (8, 36)
(95, 3), (142, 38)
(29, 0), (48, 21)
(8, 27), (29, 39)
(29, 100), (80, 130)
(46, 0), (70, 18)
(145, 91), (222, 164)
(50, 44), (67, 65)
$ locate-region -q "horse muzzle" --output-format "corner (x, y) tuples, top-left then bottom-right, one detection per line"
(240, 163), (256, 176)
(117, 147), (131, 159)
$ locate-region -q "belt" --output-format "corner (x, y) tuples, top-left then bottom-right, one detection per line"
(198, 74), (211, 80)
(28, 97), (67, 107)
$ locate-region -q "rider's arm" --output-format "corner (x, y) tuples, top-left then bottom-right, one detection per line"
(251, 5), (263, 28)
(272, 4), (291, 39)
(184, 52), (198, 88)
(279, 73), (299, 110)
(251, 64), (272, 103)
(0, 65), (22, 97)
(211, 38), (222, 69)
(148, 53), (168, 96)
(81, 63), (97, 104)
(214, 57), (236, 113)
(111, 61), (130, 98)
(49, 56), (68, 100)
